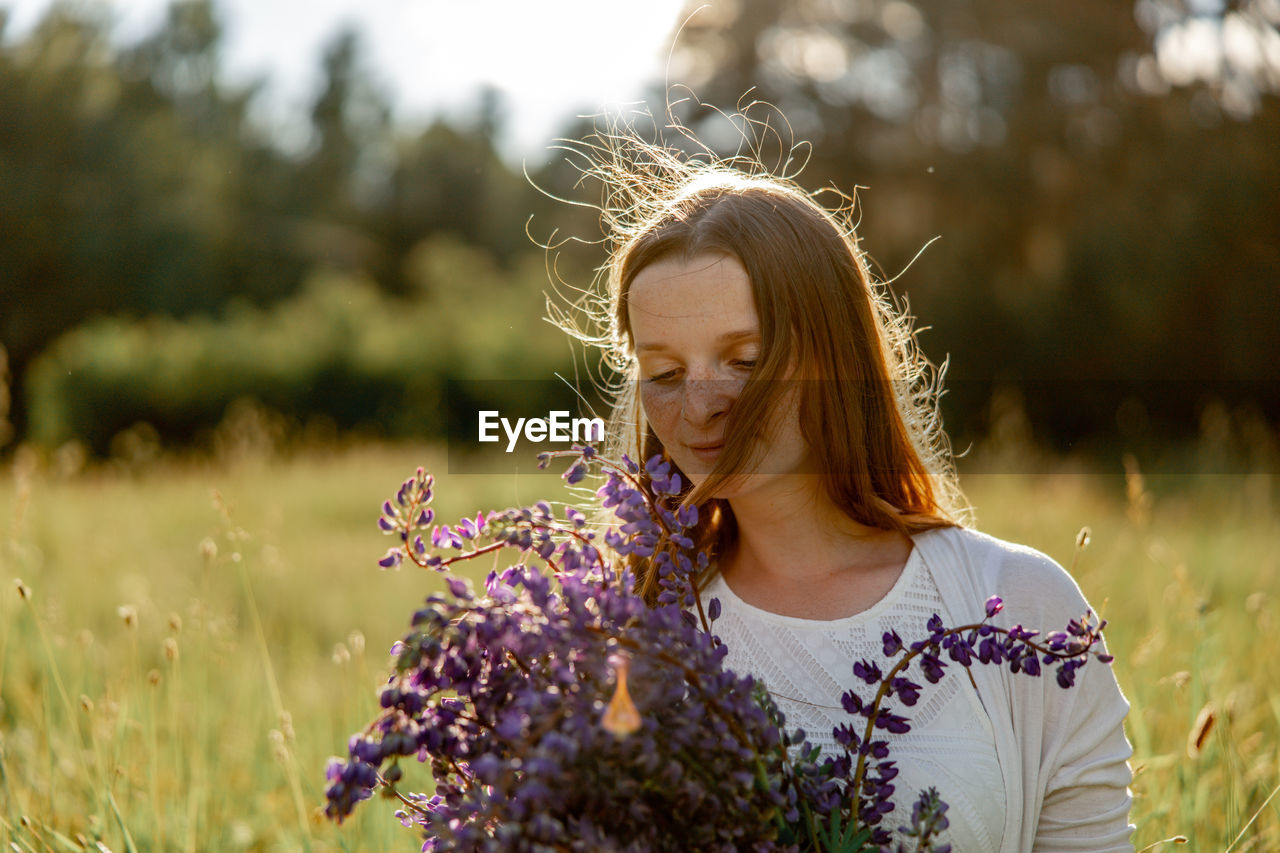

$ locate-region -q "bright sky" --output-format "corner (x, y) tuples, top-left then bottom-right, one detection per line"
(2, 0), (692, 160)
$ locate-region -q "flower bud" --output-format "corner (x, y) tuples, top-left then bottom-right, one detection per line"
(1187, 703), (1215, 758)
(269, 729), (289, 763)
(280, 710), (295, 743)
(706, 597), (722, 622)
(602, 654), (641, 737)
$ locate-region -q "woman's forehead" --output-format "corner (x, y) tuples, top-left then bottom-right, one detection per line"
(627, 254), (759, 346)
(628, 253), (754, 316)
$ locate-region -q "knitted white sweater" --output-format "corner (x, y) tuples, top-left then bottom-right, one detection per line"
(699, 525), (1134, 853)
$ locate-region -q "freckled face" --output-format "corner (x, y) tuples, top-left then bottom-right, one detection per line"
(627, 252), (808, 496)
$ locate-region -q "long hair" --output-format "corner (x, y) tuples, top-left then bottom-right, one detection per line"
(547, 117), (968, 604)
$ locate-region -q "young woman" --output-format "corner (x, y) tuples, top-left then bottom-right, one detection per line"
(557, 133), (1134, 851)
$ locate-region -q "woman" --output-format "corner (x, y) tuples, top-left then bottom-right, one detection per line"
(556, 131), (1134, 851)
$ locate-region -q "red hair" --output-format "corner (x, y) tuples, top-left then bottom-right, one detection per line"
(549, 134), (967, 604)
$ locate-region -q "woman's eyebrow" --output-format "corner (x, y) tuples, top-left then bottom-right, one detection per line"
(635, 330), (759, 353)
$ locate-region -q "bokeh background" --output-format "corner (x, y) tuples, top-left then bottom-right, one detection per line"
(1, 0), (1277, 465)
(1, 1), (1278, 850)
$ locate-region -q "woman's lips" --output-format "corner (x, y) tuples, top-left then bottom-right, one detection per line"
(686, 442), (723, 463)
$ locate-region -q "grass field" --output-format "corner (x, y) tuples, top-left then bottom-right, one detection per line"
(0, 440), (1276, 851)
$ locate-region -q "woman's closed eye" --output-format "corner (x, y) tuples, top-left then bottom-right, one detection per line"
(644, 360), (756, 385)
(644, 368), (681, 385)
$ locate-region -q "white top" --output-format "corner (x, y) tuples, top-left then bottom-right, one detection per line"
(704, 543), (1006, 851)
(698, 525), (1135, 853)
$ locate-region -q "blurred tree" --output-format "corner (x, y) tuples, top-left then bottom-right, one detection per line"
(124, 0), (226, 130)
(302, 27), (391, 222)
(380, 98), (533, 292)
(9, 0), (1273, 455)
(0, 0), (558, 449)
(0, 5), (155, 437)
(0, 0), (572, 451)
(0, 1), (311, 439)
(646, 0), (1280, 448)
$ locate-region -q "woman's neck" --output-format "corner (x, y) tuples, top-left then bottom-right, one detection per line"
(720, 477), (912, 592)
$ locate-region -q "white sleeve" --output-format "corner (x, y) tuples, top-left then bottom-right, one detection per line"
(1003, 548), (1136, 852)
(1033, 632), (1135, 852)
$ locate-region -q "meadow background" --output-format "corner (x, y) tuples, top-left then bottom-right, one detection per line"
(2, 0), (1278, 850)
(2, 429), (1277, 852)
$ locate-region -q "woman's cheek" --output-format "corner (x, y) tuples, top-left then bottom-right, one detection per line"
(639, 384), (681, 439)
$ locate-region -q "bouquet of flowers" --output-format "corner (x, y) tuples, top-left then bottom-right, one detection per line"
(323, 447), (1113, 852)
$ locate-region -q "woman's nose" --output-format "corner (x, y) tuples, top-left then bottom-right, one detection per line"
(680, 376), (740, 426)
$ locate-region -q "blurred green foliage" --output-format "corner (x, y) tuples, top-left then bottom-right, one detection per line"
(657, 0), (1280, 449)
(0, 0), (573, 452)
(2, 0), (1277, 456)
(25, 237), (572, 454)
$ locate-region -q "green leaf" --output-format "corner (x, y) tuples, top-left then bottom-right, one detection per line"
(811, 808), (876, 853)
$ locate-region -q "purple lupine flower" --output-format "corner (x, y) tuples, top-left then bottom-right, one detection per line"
(841, 690), (867, 716)
(329, 446), (1116, 853)
(875, 711), (911, 734)
(978, 635), (1005, 664)
(890, 677), (922, 706)
(896, 786), (951, 852)
(919, 651), (947, 683)
(1056, 658), (1086, 689)
(326, 448), (819, 848)
(943, 633), (974, 666)
(853, 659), (883, 684)
(1015, 649), (1042, 677)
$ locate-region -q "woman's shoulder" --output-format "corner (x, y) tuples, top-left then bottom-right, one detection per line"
(912, 524), (1095, 626)
(912, 524), (1069, 579)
